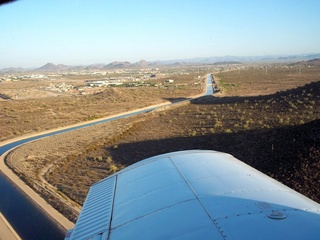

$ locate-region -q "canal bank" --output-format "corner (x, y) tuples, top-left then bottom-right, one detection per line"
(0, 171), (67, 239)
(0, 100), (176, 238)
(0, 101), (173, 239)
(0, 212), (21, 240)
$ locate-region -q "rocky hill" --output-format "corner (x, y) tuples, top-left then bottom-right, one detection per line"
(36, 63), (70, 71)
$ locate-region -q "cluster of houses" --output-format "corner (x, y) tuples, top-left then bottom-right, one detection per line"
(44, 83), (74, 93)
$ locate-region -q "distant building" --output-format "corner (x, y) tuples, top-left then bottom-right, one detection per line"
(87, 81), (106, 87)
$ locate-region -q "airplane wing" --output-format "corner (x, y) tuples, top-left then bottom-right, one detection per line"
(65, 150), (320, 240)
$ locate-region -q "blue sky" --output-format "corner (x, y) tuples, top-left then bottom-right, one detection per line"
(0, 0), (320, 68)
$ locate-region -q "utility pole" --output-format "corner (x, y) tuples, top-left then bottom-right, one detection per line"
(296, 66), (302, 74)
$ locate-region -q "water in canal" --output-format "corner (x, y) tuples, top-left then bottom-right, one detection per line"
(0, 172), (66, 239)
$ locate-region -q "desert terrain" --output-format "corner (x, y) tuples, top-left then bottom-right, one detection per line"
(0, 68), (205, 141)
(1, 63), (320, 222)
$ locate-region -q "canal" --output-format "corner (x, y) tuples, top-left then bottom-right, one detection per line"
(0, 74), (214, 239)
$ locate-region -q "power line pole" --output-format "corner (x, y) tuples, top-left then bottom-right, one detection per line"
(296, 66), (302, 74)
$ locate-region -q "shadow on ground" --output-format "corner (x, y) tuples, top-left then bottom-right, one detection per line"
(162, 97), (192, 103)
(191, 81), (320, 105)
(106, 120), (320, 203)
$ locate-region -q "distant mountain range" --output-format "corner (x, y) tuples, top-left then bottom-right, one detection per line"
(1, 53), (320, 73)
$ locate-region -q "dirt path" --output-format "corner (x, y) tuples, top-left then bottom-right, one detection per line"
(0, 100), (182, 229)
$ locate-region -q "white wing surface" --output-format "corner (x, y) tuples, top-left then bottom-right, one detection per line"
(65, 150), (320, 240)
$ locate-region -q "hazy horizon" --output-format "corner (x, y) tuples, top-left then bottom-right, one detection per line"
(1, 0), (320, 68)
(2, 52), (320, 71)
